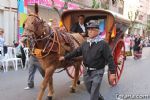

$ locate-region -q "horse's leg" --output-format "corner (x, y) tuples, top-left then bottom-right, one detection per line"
(37, 67), (54, 100)
(70, 62), (81, 93)
(47, 76), (54, 100)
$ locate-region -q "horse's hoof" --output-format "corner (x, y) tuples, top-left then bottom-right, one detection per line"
(46, 96), (52, 100)
(77, 80), (80, 85)
(70, 87), (76, 93)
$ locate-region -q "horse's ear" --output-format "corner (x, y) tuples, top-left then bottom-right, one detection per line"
(23, 23), (25, 28)
(23, 19), (27, 28)
(35, 3), (39, 15)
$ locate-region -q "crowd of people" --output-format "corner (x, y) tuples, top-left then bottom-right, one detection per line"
(124, 33), (149, 60)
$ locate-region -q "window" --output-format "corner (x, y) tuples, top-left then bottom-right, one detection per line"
(118, 7), (123, 14)
(0, 10), (4, 28)
(116, 22), (128, 38)
(147, 14), (150, 19)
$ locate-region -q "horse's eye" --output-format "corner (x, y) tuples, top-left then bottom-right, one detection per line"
(23, 23), (25, 28)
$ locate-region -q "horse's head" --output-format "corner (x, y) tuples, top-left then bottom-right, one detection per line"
(22, 3), (53, 55)
(23, 3), (50, 39)
(23, 14), (48, 38)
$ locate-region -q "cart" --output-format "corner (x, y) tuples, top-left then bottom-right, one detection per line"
(61, 9), (130, 86)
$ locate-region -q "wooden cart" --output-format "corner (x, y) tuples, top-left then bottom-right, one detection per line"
(61, 9), (130, 86)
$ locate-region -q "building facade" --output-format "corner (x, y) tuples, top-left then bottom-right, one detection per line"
(17, 0), (80, 41)
(124, 0), (150, 35)
(134, 0), (149, 35)
(0, 0), (17, 45)
(1, 0), (149, 45)
(70, 0), (92, 8)
(109, 0), (124, 14)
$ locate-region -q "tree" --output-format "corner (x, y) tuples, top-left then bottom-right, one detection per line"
(112, 0), (124, 5)
(145, 20), (150, 37)
(50, 0), (70, 17)
(92, 0), (124, 9)
(128, 10), (139, 34)
(146, 20), (150, 30)
(92, 0), (100, 9)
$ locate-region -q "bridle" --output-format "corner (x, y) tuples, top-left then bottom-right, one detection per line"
(23, 14), (40, 35)
(23, 14), (61, 58)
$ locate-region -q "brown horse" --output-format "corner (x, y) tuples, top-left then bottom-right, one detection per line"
(22, 4), (84, 100)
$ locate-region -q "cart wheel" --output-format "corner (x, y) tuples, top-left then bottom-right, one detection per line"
(108, 39), (125, 86)
(66, 65), (83, 79)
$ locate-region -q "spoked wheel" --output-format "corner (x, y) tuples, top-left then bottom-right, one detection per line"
(108, 39), (125, 86)
(66, 65), (84, 79)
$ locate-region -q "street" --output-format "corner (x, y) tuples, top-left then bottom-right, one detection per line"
(0, 47), (150, 100)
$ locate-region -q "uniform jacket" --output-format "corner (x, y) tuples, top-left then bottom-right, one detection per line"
(64, 40), (116, 74)
(71, 23), (87, 36)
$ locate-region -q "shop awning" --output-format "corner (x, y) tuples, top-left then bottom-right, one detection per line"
(27, 0), (79, 9)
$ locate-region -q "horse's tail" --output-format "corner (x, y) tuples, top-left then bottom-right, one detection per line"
(34, 3), (39, 15)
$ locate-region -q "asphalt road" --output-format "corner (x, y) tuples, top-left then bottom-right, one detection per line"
(0, 47), (150, 100)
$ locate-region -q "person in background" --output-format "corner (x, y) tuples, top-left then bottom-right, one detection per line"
(48, 19), (53, 27)
(0, 28), (4, 47)
(20, 35), (45, 90)
(59, 21), (116, 100)
(130, 35), (134, 52)
(24, 55), (45, 90)
(59, 20), (67, 32)
(124, 34), (132, 56)
(0, 28), (6, 56)
(133, 34), (143, 60)
(18, 36), (29, 67)
(71, 15), (87, 37)
(51, 18), (59, 29)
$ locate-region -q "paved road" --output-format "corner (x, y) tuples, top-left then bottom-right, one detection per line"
(0, 47), (150, 100)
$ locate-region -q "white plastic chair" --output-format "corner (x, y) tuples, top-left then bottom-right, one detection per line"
(0, 47), (4, 56)
(0, 55), (5, 71)
(12, 47), (24, 70)
(23, 48), (29, 70)
(1, 53), (16, 72)
(0, 47), (4, 65)
(2, 47), (23, 72)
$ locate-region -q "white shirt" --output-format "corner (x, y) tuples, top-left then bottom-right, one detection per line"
(79, 23), (85, 33)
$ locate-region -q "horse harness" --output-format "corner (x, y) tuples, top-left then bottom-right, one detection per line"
(25, 28), (76, 59)
(23, 14), (81, 59)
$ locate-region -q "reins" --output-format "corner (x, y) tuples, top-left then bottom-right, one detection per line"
(33, 28), (61, 59)
(24, 14), (62, 58)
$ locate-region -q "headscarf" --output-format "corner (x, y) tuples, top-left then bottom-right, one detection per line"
(87, 34), (103, 46)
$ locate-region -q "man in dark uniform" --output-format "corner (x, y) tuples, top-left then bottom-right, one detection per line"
(71, 15), (87, 37)
(59, 21), (116, 100)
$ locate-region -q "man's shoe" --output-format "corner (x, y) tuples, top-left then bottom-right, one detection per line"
(28, 82), (34, 88)
(24, 86), (33, 90)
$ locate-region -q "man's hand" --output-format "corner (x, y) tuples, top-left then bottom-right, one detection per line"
(109, 74), (116, 86)
(59, 56), (65, 61)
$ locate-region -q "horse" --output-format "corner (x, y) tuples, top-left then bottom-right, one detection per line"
(22, 4), (85, 100)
